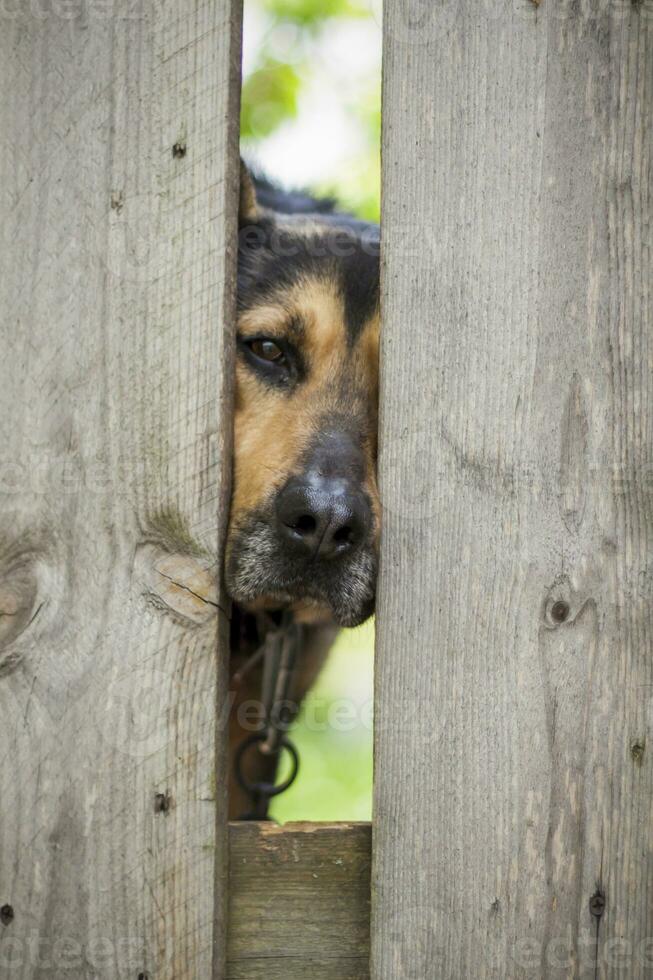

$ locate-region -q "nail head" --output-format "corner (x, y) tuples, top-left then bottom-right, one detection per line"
(154, 793), (170, 814)
(631, 740), (645, 765)
(0, 905), (14, 926)
(589, 891), (605, 918)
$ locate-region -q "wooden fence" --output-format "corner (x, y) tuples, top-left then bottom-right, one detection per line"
(1, 1), (651, 978)
(1, 2), (241, 977)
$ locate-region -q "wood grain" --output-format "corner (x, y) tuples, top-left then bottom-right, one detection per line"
(0, 2), (242, 977)
(228, 822), (371, 979)
(375, 3), (652, 978)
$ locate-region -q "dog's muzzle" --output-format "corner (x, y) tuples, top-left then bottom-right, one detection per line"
(275, 471), (371, 562)
(226, 429), (377, 627)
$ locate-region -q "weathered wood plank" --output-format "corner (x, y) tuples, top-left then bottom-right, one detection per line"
(375, 3), (652, 978)
(227, 958), (368, 980)
(0, 2), (242, 977)
(228, 822), (371, 979)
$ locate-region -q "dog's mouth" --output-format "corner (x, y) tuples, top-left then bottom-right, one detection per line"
(225, 515), (377, 628)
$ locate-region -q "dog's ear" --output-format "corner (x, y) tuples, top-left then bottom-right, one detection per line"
(239, 159), (260, 226)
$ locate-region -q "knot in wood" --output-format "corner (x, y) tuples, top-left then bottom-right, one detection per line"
(550, 600), (570, 624)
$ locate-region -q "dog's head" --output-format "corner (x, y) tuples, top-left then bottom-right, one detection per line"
(225, 164), (380, 628)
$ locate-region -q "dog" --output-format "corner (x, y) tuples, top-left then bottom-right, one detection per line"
(227, 162), (380, 817)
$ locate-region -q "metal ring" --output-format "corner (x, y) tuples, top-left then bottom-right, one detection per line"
(234, 732), (300, 799)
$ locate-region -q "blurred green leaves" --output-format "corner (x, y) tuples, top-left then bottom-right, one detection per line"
(241, 0), (381, 222)
(241, 56), (302, 141)
(261, 0), (369, 26)
(270, 621), (374, 823)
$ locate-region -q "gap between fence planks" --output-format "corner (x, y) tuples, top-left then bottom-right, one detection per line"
(227, 822), (371, 980)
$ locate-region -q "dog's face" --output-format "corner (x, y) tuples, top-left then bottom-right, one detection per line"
(225, 168), (380, 628)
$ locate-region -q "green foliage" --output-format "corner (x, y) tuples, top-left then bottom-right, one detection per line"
(262, 0), (368, 24)
(241, 0), (380, 222)
(241, 56), (302, 141)
(271, 621), (374, 823)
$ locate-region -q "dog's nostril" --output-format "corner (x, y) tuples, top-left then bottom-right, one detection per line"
(333, 525), (353, 545)
(276, 475), (371, 560)
(292, 514), (317, 535)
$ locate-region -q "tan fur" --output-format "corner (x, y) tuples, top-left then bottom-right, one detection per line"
(230, 277), (380, 543)
(351, 312), (381, 541)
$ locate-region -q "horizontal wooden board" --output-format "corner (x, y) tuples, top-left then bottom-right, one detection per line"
(228, 822), (371, 980)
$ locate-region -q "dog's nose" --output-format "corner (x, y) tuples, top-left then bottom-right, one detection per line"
(276, 475), (371, 560)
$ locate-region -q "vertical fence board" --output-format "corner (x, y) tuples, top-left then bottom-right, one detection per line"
(375, 3), (652, 977)
(0, 2), (241, 977)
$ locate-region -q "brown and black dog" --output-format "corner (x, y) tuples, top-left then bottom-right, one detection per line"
(227, 163), (380, 817)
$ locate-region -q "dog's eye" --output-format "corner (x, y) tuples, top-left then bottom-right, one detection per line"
(248, 338), (285, 363)
(238, 334), (299, 386)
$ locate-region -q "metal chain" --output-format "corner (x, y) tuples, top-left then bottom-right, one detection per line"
(233, 613), (302, 819)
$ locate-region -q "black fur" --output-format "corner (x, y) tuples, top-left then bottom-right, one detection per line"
(238, 171), (380, 346)
(249, 169), (338, 215)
